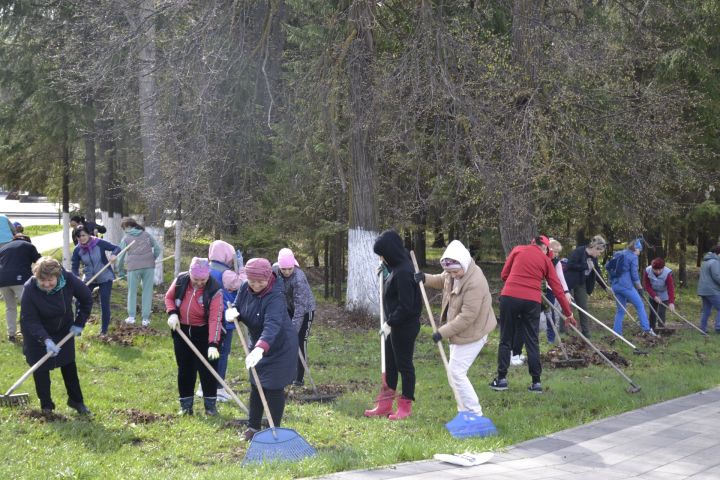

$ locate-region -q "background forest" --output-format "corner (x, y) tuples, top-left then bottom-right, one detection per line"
(1, 0), (718, 305)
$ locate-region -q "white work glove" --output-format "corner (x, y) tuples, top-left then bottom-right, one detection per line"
(564, 292), (573, 303)
(654, 296), (662, 304)
(207, 346), (220, 360)
(669, 303), (675, 312)
(378, 322), (391, 337)
(245, 347), (264, 369)
(225, 306), (239, 322)
(167, 313), (179, 331)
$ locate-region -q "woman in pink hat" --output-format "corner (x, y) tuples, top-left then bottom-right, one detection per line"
(273, 248), (316, 386)
(164, 257), (224, 416)
(225, 258), (297, 441)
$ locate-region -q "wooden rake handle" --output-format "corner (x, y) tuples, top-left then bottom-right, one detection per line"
(410, 251), (466, 411)
(233, 319), (278, 437)
(4, 331), (75, 396)
(173, 325), (249, 414)
(85, 240), (135, 286)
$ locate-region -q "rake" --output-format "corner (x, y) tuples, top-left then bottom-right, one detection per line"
(592, 267), (642, 329)
(541, 298), (586, 368)
(0, 331), (75, 407)
(545, 299), (641, 393)
(294, 349), (337, 403)
(173, 325), (249, 414)
(570, 300), (648, 355)
(234, 320), (316, 465)
(657, 300), (708, 337)
(411, 251), (497, 438)
(1, 242), (136, 407)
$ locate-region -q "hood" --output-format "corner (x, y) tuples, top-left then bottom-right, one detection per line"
(703, 252), (719, 262)
(125, 228), (144, 237)
(441, 240), (473, 272)
(373, 230), (409, 268)
(209, 240), (235, 265)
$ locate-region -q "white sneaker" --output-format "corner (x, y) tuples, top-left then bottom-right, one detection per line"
(141, 318), (150, 327)
(124, 317), (136, 325)
(519, 354), (526, 362)
(216, 388), (230, 402)
(510, 355), (524, 367)
(196, 387), (203, 398)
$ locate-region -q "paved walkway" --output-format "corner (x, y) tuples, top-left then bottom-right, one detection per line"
(30, 230), (64, 254)
(319, 388), (720, 479)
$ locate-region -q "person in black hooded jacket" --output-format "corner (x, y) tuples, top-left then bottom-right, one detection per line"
(364, 230), (422, 420)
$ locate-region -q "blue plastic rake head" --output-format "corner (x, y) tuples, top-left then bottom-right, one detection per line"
(242, 426), (316, 465)
(445, 412), (498, 439)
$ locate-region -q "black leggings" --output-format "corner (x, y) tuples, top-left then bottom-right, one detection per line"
(248, 384), (285, 431)
(33, 362), (83, 410)
(385, 321), (420, 401)
(296, 311), (314, 383)
(497, 296), (542, 383)
(172, 325), (219, 399)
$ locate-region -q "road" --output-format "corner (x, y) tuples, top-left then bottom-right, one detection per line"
(0, 193), (67, 227)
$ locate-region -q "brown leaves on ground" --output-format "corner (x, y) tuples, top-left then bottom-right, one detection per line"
(20, 409), (68, 422)
(542, 336), (630, 368)
(96, 324), (163, 346)
(114, 408), (174, 424)
(315, 302), (376, 331)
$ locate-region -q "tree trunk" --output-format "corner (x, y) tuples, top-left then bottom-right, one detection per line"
(345, 0), (379, 314)
(83, 129), (96, 224)
(678, 223), (687, 287)
(61, 129), (71, 270)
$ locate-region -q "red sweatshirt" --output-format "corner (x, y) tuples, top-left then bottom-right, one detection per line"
(164, 278), (224, 346)
(501, 244), (573, 317)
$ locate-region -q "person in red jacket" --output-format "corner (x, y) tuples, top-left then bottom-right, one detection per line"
(489, 236), (576, 393)
(164, 257), (224, 416)
(642, 257), (675, 331)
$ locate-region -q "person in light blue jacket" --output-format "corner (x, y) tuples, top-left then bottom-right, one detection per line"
(607, 239), (655, 336)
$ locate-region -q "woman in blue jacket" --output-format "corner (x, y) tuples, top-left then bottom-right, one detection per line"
(71, 225), (120, 336)
(607, 240), (655, 336)
(226, 258), (297, 442)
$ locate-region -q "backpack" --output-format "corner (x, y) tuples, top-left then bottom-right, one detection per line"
(605, 252), (625, 281)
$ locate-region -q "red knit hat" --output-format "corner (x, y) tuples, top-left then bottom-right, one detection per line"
(245, 258), (273, 281)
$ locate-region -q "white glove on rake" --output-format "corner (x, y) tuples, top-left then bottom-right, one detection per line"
(245, 347), (264, 369)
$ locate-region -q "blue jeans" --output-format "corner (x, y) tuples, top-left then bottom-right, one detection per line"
(216, 327), (234, 388)
(612, 285), (650, 334)
(89, 280), (113, 334)
(699, 295), (720, 333)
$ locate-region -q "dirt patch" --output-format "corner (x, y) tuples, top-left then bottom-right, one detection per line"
(286, 383), (345, 403)
(97, 324), (163, 346)
(315, 302), (376, 331)
(542, 336), (629, 368)
(20, 409), (68, 422)
(115, 408), (174, 424)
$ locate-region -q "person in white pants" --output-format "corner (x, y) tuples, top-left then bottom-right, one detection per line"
(417, 240), (497, 415)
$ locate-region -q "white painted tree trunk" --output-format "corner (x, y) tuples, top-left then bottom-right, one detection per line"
(346, 228), (380, 316)
(146, 225), (164, 285)
(100, 211), (123, 245)
(174, 219), (182, 278)
(61, 212), (71, 270)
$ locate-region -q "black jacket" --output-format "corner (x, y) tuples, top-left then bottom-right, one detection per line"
(564, 245), (601, 295)
(0, 239), (41, 287)
(20, 271), (92, 371)
(373, 230), (421, 327)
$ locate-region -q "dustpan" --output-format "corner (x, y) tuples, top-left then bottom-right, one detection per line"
(234, 320), (316, 464)
(411, 251), (498, 438)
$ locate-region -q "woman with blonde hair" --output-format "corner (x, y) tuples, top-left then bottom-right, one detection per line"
(20, 257), (93, 414)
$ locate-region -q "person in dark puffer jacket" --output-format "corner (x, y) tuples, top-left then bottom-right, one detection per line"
(21, 257), (93, 415)
(364, 230), (422, 421)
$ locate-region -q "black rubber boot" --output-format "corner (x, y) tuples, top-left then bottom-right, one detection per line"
(179, 396), (194, 416)
(204, 397), (218, 416)
(67, 399), (92, 415)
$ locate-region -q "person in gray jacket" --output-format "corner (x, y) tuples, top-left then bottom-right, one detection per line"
(116, 217), (161, 327)
(698, 244), (720, 333)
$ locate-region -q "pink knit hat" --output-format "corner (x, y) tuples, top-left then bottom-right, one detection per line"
(208, 240), (235, 265)
(245, 258), (273, 281)
(189, 257), (210, 280)
(277, 248), (299, 269)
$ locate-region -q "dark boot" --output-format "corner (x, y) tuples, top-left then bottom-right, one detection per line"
(364, 385), (395, 417)
(204, 397), (218, 416)
(179, 396), (194, 416)
(388, 396), (412, 421)
(67, 398), (92, 415)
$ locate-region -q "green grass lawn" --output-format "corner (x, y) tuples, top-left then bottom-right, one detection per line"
(21, 224), (63, 238)
(0, 251), (718, 479)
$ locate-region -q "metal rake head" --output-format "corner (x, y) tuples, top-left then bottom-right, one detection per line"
(0, 393), (29, 407)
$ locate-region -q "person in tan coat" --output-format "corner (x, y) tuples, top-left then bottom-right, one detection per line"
(418, 240), (496, 416)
